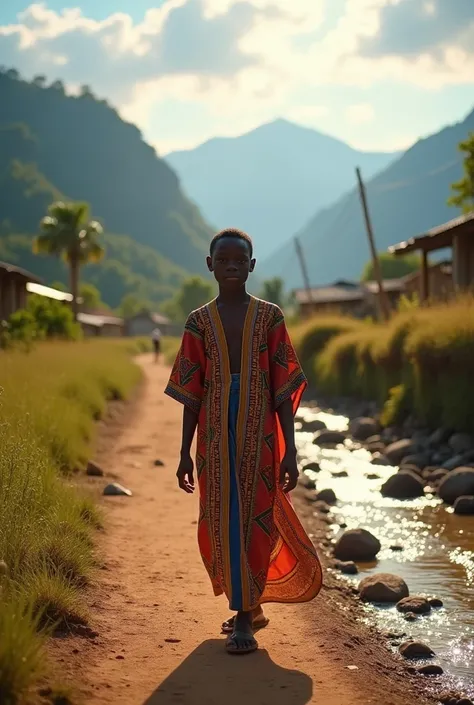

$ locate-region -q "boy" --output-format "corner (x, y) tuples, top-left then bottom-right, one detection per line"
(165, 228), (322, 655)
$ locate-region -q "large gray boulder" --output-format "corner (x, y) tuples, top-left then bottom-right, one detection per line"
(333, 528), (381, 561)
(359, 573), (409, 603)
(381, 470), (425, 499)
(438, 468), (474, 504)
(384, 439), (419, 465)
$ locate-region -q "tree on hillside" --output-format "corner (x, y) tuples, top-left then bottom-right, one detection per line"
(448, 132), (474, 214)
(80, 283), (108, 310)
(361, 252), (421, 282)
(260, 277), (285, 308)
(118, 293), (151, 319)
(162, 276), (215, 322)
(34, 201), (105, 319)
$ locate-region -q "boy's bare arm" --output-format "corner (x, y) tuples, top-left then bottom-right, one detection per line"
(177, 406), (198, 493)
(277, 399), (298, 493)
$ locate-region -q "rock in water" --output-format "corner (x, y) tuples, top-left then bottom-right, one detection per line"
(313, 430), (346, 447)
(103, 483), (132, 497)
(449, 433), (474, 455)
(381, 470), (425, 499)
(384, 439), (419, 465)
(396, 596), (431, 614)
(349, 417), (380, 441)
(417, 664), (443, 676)
(87, 460), (104, 477)
(428, 597), (443, 608)
(337, 561), (359, 575)
(302, 461), (321, 473)
(333, 529), (381, 561)
(299, 474), (317, 490)
(316, 488), (337, 505)
(454, 495), (474, 515)
(359, 573), (409, 603)
(438, 468), (474, 504)
(399, 641), (435, 659)
(300, 418), (327, 433)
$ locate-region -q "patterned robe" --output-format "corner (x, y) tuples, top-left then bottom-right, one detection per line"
(165, 296), (322, 611)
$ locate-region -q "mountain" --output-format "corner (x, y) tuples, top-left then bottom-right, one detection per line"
(262, 108), (474, 289)
(165, 119), (400, 258)
(0, 70), (214, 306)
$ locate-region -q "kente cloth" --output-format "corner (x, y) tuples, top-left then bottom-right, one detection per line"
(165, 296), (323, 611)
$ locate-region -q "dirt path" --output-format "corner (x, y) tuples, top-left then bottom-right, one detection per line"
(73, 356), (432, 705)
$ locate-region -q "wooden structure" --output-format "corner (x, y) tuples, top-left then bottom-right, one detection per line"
(389, 212), (474, 301)
(77, 311), (124, 337)
(294, 279), (405, 319)
(403, 261), (453, 301)
(125, 311), (179, 337)
(0, 261), (41, 320)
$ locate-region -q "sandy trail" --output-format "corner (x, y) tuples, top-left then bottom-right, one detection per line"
(76, 356), (430, 705)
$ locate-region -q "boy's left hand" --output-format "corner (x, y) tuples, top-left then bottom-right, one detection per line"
(279, 449), (299, 493)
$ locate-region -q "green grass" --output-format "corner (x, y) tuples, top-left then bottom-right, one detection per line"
(0, 338), (144, 703)
(294, 296), (474, 432)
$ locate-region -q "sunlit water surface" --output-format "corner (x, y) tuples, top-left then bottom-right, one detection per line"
(296, 406), (474, 697)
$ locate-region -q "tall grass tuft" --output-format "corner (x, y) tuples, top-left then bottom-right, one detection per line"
(294, 295), (474, 432)
(0, 338), (144, 701)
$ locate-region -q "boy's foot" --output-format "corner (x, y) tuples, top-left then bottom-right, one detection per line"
(221, 606), (269, 634)
(225, 612), (258, 655)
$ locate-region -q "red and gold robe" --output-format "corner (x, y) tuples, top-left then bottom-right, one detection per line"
(165, 296), (322, 611)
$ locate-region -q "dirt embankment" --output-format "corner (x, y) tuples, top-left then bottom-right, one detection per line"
(50, 356), (435, 705)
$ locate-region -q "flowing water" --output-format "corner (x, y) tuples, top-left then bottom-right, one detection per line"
(296, 405), (474, 698)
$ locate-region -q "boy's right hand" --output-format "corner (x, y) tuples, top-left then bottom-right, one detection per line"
(177, 454), (195, 494)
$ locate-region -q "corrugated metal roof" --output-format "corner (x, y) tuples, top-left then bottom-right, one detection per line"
(0, 260), (42, 283)
(77, 312), (124, 328)
(294, 279), (404, 304)
(389, 211), (474, 255)
(27, 282), (73, 302)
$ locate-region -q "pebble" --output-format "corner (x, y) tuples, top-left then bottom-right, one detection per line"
(154, 459), (165, 467)
(390, 545), (404, 552)
(428, 597), (444, 608)
(338, 561), (359, 575)
(404, 612), (418, 622)
(103, 483), (133, 497)
(86, 461), (104, 477)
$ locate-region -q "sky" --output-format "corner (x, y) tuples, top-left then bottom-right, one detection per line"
(1, 0), (473, 155)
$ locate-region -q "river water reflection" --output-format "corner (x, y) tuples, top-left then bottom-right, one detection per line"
(296, 406), (474, 696)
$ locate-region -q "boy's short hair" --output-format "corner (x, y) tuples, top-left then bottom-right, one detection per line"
(210, 228), (253, 258)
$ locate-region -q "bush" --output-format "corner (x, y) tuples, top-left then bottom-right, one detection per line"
(291, 315), (367, 385)
(297, 295), (474, 433)
(0, 339), (142, 700)
(2, 295), (81, 350)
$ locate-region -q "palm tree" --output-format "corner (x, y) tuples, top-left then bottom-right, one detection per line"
(34, 201), (105, 319)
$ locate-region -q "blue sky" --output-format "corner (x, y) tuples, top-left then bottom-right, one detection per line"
(1, 1), (473, 154)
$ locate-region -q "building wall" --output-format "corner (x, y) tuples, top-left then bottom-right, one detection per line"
(404, 267), (454, 300)
(300, 299), (366, 318)
(0, 271), (28, 320)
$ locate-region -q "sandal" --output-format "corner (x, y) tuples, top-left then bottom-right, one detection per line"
(221, 614), (269, 634)
(225, 631), (258, 655)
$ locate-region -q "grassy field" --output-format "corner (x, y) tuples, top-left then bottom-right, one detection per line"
(293, 296), (474, 432)
(0, 337), (152, 704)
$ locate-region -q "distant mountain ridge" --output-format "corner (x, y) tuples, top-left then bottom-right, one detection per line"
(165, 118), (401, 258)
(262, 108), (474, 289)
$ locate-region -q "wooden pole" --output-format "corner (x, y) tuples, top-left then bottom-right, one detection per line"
(355, 167), (390, 321)
(420, 249), (429, 302)
(294, 236), (313, 311)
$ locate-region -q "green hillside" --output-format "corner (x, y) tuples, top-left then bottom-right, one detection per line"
(0, 70), (213, 306)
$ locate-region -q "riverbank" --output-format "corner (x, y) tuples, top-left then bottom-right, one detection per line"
(56, 355), (438, 705)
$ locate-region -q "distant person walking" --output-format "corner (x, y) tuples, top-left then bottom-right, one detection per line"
(151, 327), (162, 363)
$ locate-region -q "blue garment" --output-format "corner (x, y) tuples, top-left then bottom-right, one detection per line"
(229, 373), (243, 611)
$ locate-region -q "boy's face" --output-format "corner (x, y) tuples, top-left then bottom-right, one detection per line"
(207, 237), (256, 289)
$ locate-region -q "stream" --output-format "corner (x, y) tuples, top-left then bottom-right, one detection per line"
(295, 405), (474, 699)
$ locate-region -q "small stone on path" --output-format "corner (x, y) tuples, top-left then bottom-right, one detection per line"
(87, 461), (104, 477)
(154, 459), (165, 467)
(103, 483), (133, 497)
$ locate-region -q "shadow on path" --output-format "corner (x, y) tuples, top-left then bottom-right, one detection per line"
(143, 639), (313, 705)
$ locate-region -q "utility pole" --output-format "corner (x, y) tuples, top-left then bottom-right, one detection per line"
(355, 167), (390, 321)
(294, 236), (313, 309)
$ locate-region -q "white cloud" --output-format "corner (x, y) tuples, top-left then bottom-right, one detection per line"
(0, 0), (473, 150)
(346, 103), (375, 124)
